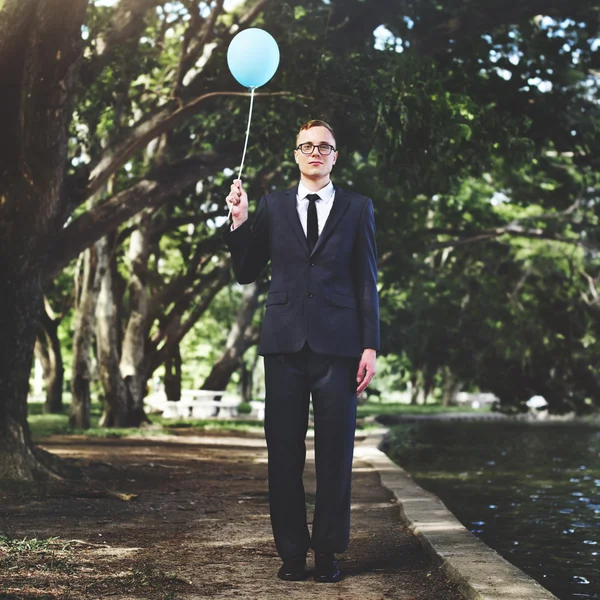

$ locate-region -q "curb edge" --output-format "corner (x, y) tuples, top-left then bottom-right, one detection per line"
(355, 429), (559, 600)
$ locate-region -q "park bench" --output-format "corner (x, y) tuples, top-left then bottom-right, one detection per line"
(454, 392), (499, 409)
(144, 389), (266, 420)
(159, 390), (241, 419)
(249, 400), (265, 420)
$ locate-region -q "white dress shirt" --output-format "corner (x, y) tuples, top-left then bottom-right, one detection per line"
(296, 181), (335, 237)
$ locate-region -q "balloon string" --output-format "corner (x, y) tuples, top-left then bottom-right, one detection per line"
(228, 87), (255, 221)
(238, 87), (255, 181)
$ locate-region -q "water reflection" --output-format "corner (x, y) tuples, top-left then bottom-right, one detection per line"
(385, 421), (600, 600)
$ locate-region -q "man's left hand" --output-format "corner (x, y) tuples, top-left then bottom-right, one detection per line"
(356, 348), (377, 395)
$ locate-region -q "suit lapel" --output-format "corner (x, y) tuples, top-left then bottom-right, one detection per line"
(283, 185), (310, 252)
(282, 184), (351, 256)
(311, 185), (350, 257)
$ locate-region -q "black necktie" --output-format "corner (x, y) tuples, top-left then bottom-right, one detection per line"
(306, 193), (320, 251)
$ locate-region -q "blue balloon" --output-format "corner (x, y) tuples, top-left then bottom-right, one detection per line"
(227, 28), (280, 89)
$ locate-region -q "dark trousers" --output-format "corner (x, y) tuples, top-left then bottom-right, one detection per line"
(263, 345), (359, 560)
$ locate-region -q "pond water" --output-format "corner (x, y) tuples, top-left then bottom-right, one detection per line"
(385, 420), (600, 600)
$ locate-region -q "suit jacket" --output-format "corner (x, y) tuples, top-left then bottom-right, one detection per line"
(227, 184), (380, 357)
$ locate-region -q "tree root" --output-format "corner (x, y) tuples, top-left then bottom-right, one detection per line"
(0, 418), (84, 483)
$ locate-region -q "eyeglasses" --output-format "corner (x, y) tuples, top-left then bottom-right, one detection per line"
(296, 142), (336, 155)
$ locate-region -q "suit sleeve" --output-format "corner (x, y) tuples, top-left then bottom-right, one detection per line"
(226, 195), (270, 284)
(356, 198), (380, 351)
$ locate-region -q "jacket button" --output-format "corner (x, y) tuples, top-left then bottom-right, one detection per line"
(306, 292), (313, 298)
(309, 262), (315, 267)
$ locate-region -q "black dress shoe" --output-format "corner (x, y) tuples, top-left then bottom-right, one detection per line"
(277, 554), (307, 581)
(314, 552), (342, 583)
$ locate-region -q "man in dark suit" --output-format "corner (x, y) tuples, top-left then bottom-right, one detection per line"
(225, 120), (379, 583)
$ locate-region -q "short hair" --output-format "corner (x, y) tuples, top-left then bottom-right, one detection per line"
(296, 120), (336, 146)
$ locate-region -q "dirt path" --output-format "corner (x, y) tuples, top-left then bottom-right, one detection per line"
(0, 432), (463, 600)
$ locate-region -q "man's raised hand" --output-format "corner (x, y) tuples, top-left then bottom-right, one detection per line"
(226, 179), (249, 229)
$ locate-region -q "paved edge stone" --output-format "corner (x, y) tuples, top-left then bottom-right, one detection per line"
(355, 429), (560, 600)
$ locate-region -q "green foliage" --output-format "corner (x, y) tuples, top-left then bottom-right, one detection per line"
(364, 6), (600, 413)
(158, 417), (264, 432)
(27, 401), (266, 437)
(27, 0), (600, 417)
(0, 535), (72, 554)
(28, 401), (104, 438)
(357, 402), (490, 419)
(0, 535), (76, 574)
(179, 285), (243, 389)
(237, 401), (252, 415)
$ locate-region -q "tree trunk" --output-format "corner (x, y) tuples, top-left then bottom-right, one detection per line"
(0, 0), (88, 481)
(240, 363), (252, 403)
(422, 367), (436, 405)
(201, 280), (264, 391)
(249, 350), (261, 400)
(410, 373), (421, 405)
(0, 275), (50, 480)
(119, 212), (152, 427)
(96, 236), (129, 427)
(0, 277), (79, 481)
(34, 301), (64, 414)
(164, 344), (182, 401)
(441, 367), (460, 407)
(70, 241), (107, 428)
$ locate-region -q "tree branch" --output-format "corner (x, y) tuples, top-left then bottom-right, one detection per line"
(168, 260), (231, 341)
(174, 0), (224, 92)
(82, 0), (165, 86)
(148, 209), (223, 241)
(117, 204), (223, 249)
(160, 0), (272, 100)
(149, 259), (231, 371)
(47, 152), (229, 279)
(411, 0), (598, 55)
(147, 228), (227, 321)
(424, 225), (585, 251)
(235, 0), (271, 28)
(579, 269), (600, 306)
(85, 90), (300, 199)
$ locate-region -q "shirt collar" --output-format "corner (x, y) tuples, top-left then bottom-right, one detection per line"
(297, 180), (335, 205)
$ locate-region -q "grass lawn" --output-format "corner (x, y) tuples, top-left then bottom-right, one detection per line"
(27, 401), (267, 439)
(26, 399), (491, 440)
(357, 400), (491, 418)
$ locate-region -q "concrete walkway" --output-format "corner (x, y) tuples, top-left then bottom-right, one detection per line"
(178, 429), (558, 599)
(2, 428), (559, 599)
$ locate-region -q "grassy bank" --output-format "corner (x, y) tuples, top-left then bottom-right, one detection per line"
(356, 400), (490, 418)
(27, 402), (265, 439)
(26, 399), (490, 440)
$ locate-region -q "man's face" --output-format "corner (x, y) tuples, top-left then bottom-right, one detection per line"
(294, 126), (338, 181)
